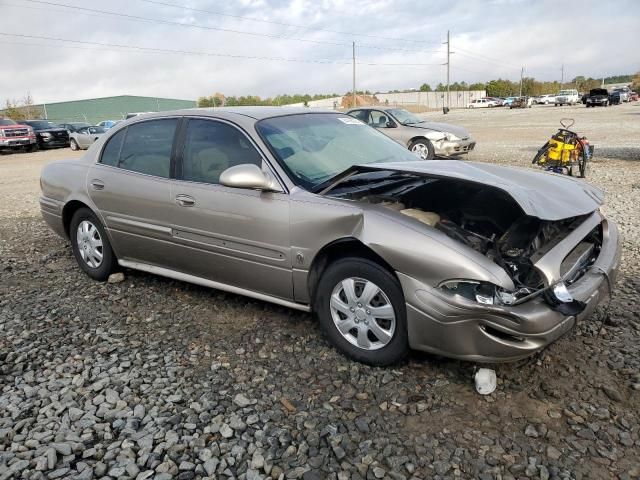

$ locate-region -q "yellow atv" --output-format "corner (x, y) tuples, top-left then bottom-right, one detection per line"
(532, 119), (593, 178)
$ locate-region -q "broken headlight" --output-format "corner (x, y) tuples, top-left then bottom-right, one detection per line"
(439, 280), (530, 306)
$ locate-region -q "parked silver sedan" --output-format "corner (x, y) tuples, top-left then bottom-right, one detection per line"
(40, 108), (620, 365)
(347, 107), (475, 159)
(69, 126), (107, 151)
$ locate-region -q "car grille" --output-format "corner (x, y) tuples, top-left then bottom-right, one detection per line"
(454, 142), (475, 152)
(3, 128), (29, 138)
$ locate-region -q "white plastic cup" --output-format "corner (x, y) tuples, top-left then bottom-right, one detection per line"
(474, 368), (497, 395)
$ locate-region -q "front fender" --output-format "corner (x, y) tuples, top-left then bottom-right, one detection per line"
(290, 191), (515, 304)
(360, 210), (515, 290)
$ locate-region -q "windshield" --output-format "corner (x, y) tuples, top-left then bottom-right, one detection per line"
(256, 113), (418, 190)
(24, 120), (59, 129)
(558, 90), (575, 95)
(386, 109), (422, 125)
(0, 119), (17, 126)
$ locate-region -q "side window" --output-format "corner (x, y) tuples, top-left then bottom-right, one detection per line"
(118, 119), (178, 178)
(181, 119), (262, 185)
(369, 110), (389, 128)
(349, 110), (369, 123)
(100, 128), (126, 167)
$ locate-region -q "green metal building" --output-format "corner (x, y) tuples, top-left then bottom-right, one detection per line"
(25, 95), (196, 124)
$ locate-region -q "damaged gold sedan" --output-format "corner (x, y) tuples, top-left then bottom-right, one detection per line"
(39, 108), (621, 365)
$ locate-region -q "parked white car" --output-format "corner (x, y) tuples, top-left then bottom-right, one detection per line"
(534, 94), (556, 105)
(555, 89), (580, 106)
(612, 87), (630, 102)
(467, 98), (497, 108)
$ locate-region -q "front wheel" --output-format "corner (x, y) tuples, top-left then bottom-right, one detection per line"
(409, 138), (435, 160)
(70, 208), (117, 281)
(315, 258), (408, 366)
(70, 139), (79, 151)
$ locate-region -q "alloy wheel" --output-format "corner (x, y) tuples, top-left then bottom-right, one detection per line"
(411, 143), (430, 159)
(329, 277), (396, 351)
(76, 220), (103, 268)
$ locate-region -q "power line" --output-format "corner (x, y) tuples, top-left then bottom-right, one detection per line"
(454, 47), (521, 70)
(18, 0), (444, 54)
(0, 32), (443, 67)
(138, 0), (443, 45)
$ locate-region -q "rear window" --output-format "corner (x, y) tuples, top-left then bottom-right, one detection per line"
(99, 119), (177, 178)
(117, 119), (177, 178)
(100, 129), (125, 167)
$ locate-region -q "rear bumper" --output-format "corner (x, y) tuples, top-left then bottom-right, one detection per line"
(40, 196), (67, 238)
(399, 217), (621, 362)
(434, 138), (476, 157)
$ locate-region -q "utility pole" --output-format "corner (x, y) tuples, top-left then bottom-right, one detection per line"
(445, 30), (450, 110)
(560, 64), (564, 88)
(352, 41), (356, 108)
(519, 67), (524, 96)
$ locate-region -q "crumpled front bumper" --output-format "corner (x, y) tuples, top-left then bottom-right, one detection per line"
(399, 216), (621, 362)
(433, 138), (476, 157)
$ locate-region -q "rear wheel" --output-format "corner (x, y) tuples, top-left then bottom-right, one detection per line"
(409, 138), (435, 160)
(70, 208), (116, 281)
(315, 258), (408, 366)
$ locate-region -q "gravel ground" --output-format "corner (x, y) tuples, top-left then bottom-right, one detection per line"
(1, 103), (639, 480)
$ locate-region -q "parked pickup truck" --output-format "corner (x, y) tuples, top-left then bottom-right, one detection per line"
(0, 118), (37, 152)
(555, 89), (580, 106)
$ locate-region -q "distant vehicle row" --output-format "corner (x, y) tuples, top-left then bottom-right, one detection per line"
(466, 86), (637, 110)
(0, 118), (123, 153)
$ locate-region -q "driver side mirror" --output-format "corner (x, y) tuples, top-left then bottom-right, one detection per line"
(386, 121), (397, 128)
(219, 164), (282, 192)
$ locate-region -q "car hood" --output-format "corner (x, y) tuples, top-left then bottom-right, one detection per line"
(409, 122), (470, 139)
(35, 128), (68, 133)
(352, 160), (604, 221)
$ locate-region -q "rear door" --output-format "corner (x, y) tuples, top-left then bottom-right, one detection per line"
(168, 117), (293, 299)
(87, 118), (180, 267)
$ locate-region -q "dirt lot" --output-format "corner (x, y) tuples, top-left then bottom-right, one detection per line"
(1, 103), (639, 480)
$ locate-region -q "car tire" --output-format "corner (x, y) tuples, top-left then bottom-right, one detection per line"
(70, 139), (79, 151)
(315, 257), (408, 366)
(28, 144), (39, 152)
(409, 138), (435, 160)
(70, 208), (117, 281)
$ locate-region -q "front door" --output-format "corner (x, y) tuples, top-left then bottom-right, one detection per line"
(168, 117), (293, 300)
(87, 118), (179, 266)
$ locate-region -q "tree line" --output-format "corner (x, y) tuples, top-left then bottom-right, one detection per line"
(197, 73), (638, 108)
(197, 92), (341, 107)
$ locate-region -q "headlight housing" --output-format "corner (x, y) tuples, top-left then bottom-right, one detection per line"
(439, 280), (527, 306)
(41, 132), (52, 138)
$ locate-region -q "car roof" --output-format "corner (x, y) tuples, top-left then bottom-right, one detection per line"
(127, 106), (336, 122)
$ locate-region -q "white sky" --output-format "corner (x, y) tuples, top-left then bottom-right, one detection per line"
(0, 0), (638, 104)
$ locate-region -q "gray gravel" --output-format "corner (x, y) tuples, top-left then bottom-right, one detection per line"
(1, 103), (640, 479)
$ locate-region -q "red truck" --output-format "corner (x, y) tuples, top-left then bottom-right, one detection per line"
(0, 118), (37, 152)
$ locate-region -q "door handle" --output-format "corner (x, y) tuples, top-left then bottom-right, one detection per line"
(90, 179), (105, 190)
(175, 194), (196, 207)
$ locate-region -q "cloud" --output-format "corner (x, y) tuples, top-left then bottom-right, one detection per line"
(0, 0), (638, 105)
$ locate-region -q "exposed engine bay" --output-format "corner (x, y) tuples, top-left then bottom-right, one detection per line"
(329, 173), (603, 306)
